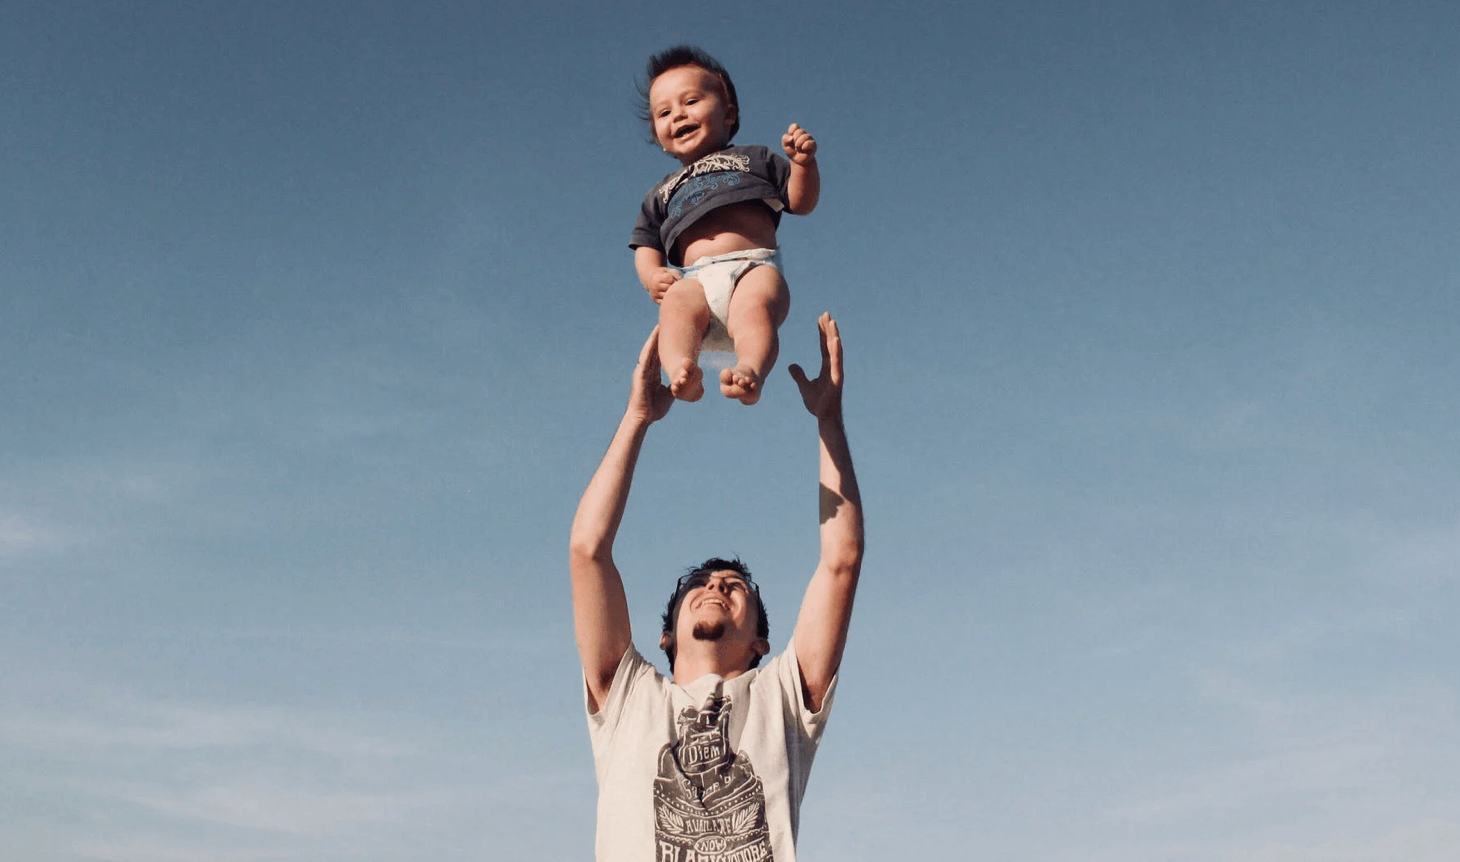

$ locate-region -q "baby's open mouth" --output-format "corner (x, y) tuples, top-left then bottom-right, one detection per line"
(674, 125), (699, 138)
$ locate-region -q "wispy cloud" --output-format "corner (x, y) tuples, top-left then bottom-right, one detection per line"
(1353, 520), (1460, 588)
(85, 777), (439, 835)
(0, 457), (214, 562)
(1244, 817), (1460, 862)
(1103, 669), (1460, 857)
(66, 836), (297, 862)
(1, 697), (415, 759)
(0, 511), (63, 556)
(2, 691), (481, 861)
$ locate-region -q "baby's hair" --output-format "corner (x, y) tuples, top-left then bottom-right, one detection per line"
(635, 45), (741, 144)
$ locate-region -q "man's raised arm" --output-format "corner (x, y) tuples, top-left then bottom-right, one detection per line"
(569, 328), (674, 713)
(787, 313), (864, 713)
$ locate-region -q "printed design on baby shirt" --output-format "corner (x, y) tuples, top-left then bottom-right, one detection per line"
(658, 152), (753, 205)
(667, 173), (743, 218)
(653, 686), (773, 862)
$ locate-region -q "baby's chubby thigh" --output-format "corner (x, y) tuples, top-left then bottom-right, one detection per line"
(725, 264), (790, 335)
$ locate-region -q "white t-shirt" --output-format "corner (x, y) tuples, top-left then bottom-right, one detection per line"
(586, 642), (836, 862)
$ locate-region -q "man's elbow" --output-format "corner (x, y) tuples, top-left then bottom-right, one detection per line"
(568, 534), (611, 567)
(823, 542), (863, 581)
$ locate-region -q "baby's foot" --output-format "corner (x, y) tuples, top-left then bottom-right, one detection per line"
(668, 358), (705, 402)
(719, 365), (762, 405)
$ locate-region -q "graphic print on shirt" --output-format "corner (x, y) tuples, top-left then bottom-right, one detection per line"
(658, 152), (753, 204)
(668, 173), (742, 218)
(653, 685), (772, 862)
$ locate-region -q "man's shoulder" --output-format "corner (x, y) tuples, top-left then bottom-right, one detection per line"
(598, 646), (665, 700)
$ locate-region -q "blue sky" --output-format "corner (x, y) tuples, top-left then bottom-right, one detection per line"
(3, 1), (1458, 859)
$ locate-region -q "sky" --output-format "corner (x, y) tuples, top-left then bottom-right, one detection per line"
(3, 0), (1458, 859)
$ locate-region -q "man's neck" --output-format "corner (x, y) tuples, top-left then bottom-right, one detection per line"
(671, 648), (752, 686)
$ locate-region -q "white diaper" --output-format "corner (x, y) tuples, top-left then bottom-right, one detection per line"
(679, 248), (782, 352)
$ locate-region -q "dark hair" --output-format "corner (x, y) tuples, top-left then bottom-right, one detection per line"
(661, 557), (769, 672)
(635, 44), (741, 144)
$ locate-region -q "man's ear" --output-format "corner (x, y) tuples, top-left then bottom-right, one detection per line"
(659, 631), (674, 652)
(752, 637), (769, 657)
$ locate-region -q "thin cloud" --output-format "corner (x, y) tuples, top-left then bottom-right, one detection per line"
(67, 836), (297, 862)
(1355, 520), (1460, 587)
(0, 512), (63, 556)
(1107, 671), (1460, 845)
(1243, 817), (1460, 862)
(1, 698), (416, 759)
(114, 779), (436, 835)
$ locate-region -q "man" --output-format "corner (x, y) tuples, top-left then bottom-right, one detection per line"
(569, 312), (864, 862)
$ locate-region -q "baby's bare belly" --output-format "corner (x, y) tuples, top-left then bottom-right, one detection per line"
(674, 201), (779, 264)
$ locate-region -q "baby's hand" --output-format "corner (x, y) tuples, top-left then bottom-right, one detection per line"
(782, 123), (817, 165)
(646, 267), (680, 304)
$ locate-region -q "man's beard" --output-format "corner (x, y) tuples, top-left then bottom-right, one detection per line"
(691, 620), (726, 641)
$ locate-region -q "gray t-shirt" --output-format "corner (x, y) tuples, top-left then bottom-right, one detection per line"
(630, 144), (792, 265)
(586, 642), (835, 862)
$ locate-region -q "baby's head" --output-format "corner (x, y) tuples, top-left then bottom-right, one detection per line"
(637, 45), (741, 158)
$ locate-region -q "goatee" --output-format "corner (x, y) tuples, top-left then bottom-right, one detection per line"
(691, 620), (726, 641)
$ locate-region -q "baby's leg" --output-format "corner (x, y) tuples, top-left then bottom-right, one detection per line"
(658, 277), (710, 401)
(720, 265), (790, 405)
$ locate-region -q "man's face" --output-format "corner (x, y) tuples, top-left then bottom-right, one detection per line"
(674, 570), (759, 647)
(648, 65), (736, 165)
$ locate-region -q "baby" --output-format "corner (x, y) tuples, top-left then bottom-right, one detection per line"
(630, 45), (820, 405)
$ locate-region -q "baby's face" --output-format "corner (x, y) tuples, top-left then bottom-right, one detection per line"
(648, 65), (737, 165)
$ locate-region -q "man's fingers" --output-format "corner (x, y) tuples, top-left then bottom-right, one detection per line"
(787, 363), (808, 386)
(638, 326), (661, 369)
(820, 315), (843, 385)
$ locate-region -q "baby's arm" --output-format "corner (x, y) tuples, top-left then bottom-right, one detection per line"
(783, 123), (820, 215)
(635, 246), (681, 305)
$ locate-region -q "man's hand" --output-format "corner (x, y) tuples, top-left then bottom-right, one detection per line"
(644, 267), (681, 304)
(788, 312), (843, 419)
(629, 326), (675, 425)
(782, 123), (818, 166)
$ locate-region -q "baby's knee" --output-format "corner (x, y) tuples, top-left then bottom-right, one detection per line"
(660, 278), (710, 325)
(663, 277), (707, 305)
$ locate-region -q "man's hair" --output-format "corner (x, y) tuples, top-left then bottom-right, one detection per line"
(661, 557), (769, 672)
(635, 44), (741, 144)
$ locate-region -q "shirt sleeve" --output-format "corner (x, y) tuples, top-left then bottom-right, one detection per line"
(629, 185), (666, 251)
(586, 645), (649, 730)
(770, 638), (836, 741)
(762, 147), (793, 205)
